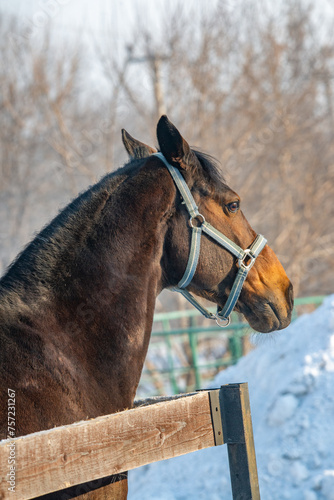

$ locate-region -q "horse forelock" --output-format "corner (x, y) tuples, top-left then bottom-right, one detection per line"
(192, 149), (225, 183)
(188, 148), (228, 202)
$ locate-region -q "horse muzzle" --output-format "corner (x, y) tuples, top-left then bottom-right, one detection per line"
(237, 282), (294, 333)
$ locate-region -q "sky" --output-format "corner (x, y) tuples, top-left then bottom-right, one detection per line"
(2, 1), (333, 54)
(1, 0), (333, 79)
(0, 0), (201, 93)
(2, 0), (138, 47)
(0, 0), (198, 45)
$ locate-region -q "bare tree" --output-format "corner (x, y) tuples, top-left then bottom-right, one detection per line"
(0, 14), (122, 272)
(101, 0), (334, 296)
(1, 0), (333, 297)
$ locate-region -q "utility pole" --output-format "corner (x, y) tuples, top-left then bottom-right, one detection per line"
(151, 54), (166, 118)
(127, 44), (168, 120)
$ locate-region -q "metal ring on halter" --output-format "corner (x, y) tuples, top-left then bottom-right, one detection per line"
(215, 315), (231, 328)
(189, 213), (206, 228)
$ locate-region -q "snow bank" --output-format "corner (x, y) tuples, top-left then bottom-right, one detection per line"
(129, 295), (334, 500)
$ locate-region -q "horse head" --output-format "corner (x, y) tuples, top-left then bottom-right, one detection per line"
(123, 116), (293, 333)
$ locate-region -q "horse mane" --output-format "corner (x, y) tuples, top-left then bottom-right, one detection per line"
(192, 149), (226, 188)
(0, 161), (139, 295)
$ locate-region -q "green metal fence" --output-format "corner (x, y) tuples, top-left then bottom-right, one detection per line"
(137, 295), (327, 398)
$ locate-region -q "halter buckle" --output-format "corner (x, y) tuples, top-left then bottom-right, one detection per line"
(238, 249), (256, 271)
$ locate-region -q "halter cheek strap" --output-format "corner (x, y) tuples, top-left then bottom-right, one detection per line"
(153, 152), (267, 328)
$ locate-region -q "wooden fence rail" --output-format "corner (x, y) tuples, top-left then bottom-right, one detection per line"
(0, 383), (260, 500)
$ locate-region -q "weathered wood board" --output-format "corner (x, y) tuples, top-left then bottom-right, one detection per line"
(0, 390), (217, 500)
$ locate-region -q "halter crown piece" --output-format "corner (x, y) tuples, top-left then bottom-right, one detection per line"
(153, 152), (267, 328)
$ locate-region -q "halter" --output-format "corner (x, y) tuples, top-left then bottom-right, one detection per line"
(153, 153), (267, 328)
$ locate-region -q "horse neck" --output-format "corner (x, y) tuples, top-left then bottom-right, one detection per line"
(50, 162), (176, 409)
(0, 160), (176, 412)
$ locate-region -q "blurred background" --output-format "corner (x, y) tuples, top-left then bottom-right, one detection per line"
(1, 0), (333, 396)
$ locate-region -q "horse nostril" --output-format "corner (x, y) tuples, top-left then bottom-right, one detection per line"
(286, 283), (294, 310)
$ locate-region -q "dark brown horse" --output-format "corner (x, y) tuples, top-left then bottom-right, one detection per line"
(0, 116), (293, 499)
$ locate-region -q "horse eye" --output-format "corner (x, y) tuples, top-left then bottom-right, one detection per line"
(227, 201), (240, 213)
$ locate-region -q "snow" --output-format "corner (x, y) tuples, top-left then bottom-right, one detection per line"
(129, 295), (334, 499)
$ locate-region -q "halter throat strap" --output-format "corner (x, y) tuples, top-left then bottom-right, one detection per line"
(153, 152), (267, 327)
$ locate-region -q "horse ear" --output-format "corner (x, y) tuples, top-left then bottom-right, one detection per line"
(156, 115), (198, 170)
(121, 129), (157, 159)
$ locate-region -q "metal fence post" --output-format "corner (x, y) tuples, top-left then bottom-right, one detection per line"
(189, 315), (201, 389)
(162, 318), (179, 394)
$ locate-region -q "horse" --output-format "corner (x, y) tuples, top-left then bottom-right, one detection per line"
(0, 116), (293, 499)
